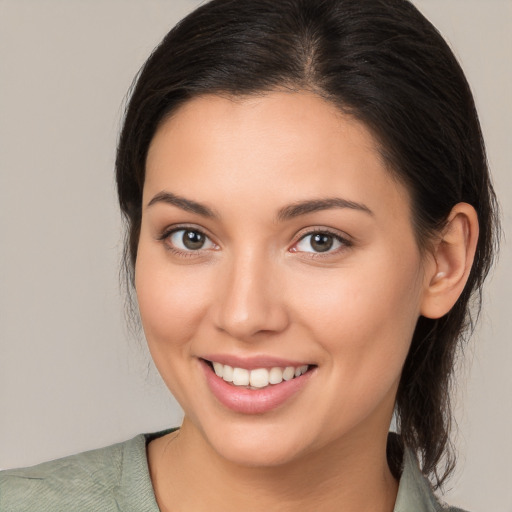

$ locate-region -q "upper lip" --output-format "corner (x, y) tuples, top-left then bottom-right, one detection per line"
(201, 354), (313, 370)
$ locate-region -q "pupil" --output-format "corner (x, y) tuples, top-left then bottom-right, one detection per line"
(183, 230), (205, 250)
(311, 233), (333, 252)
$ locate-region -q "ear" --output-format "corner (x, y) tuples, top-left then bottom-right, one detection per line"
(420, 203), (479, 319)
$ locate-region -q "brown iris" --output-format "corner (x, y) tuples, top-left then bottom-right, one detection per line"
(182, 230), (206, 250)
(310, 233), (334, 252)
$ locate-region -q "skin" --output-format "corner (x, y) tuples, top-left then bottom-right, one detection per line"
(135, 91), (478, 512)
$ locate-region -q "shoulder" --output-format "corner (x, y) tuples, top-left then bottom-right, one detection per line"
(394, 444), (469, 512)
(0, 433), (162, 512)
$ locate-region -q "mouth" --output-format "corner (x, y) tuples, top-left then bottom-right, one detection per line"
(200, 358), (316, 414)
(203, 359), (311, 390)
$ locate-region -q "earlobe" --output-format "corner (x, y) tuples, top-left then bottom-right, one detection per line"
(420, 203), (479, 319)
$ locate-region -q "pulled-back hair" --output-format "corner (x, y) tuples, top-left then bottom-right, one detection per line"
(116, 0), (499, 489)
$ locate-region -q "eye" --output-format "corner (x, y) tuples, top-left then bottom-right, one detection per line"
(292, 231), (348, 254)
(167, 228), (217, 252)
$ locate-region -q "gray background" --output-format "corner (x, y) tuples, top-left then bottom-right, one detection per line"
(0, 1), (510, 510)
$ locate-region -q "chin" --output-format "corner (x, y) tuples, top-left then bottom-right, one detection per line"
(199, 418), (313, 468)
(214, 437), (306, 468)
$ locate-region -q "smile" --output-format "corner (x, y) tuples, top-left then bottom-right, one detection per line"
(200, 358), (316, 414)
(210, 361), (309, 389)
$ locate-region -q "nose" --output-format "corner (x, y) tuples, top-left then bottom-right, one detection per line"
(212, 250), (290, 341)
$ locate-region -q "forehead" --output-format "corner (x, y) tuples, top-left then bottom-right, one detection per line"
(149, 91), (381, 164)
(144, 91), (411, 223)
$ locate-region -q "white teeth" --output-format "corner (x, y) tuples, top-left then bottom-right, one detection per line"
(249, 368), (269, 388)
(282, 366), (295, 381)
(213, 362), (224, 377)
(269, 367), (283, 385)
(212, 362), (310, 388)
(223, 364), (234, 383)
(232, 367), (250, 386)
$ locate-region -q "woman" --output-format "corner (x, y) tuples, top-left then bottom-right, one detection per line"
(0, 0), (500, 510)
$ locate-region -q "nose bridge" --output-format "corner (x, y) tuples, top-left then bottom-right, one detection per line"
(214, 246), (288, 339)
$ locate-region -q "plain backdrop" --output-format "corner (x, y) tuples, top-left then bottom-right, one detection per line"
(0, 1), (511, 511)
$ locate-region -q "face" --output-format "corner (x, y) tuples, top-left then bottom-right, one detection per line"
(136, 91), (429, 467)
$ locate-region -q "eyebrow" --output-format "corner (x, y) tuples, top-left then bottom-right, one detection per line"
(147, 191), (218, 218)
(276, 197), (373, 221)
(146, 191), (373, 221)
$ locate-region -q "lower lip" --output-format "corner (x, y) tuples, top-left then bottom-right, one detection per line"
(200, 359), (315, 415)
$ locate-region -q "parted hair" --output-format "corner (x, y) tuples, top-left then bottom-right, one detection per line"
(116, 0), (499, 489)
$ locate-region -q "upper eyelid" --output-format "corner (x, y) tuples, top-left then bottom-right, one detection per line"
(157, 224), (352, 249)
(158, 224), (214, 241)
(294, 227), (351, 243)
(290, 228), (353, 255)
(158, 225), (219, 253)
(161, 227), (218, 256)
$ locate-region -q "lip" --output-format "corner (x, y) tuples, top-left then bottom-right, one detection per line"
(200, 353), (312, 370)
(199, 358), (316, 415)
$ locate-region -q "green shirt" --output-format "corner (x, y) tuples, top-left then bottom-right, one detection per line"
(0, 431), (467, 511)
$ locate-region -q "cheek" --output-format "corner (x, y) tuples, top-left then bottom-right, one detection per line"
(134, 248), (210, 348)
(289, 249), (423, 362)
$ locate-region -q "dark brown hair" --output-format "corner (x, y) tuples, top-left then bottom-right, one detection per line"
(116, 0), (499, 489)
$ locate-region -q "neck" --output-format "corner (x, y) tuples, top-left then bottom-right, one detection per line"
(148, 418), (398, 512)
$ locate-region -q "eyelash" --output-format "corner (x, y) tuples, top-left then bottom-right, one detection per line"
(157, 226), (352, 258)
(157, 225), (218, 258)
(291, 228), (352, 258)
